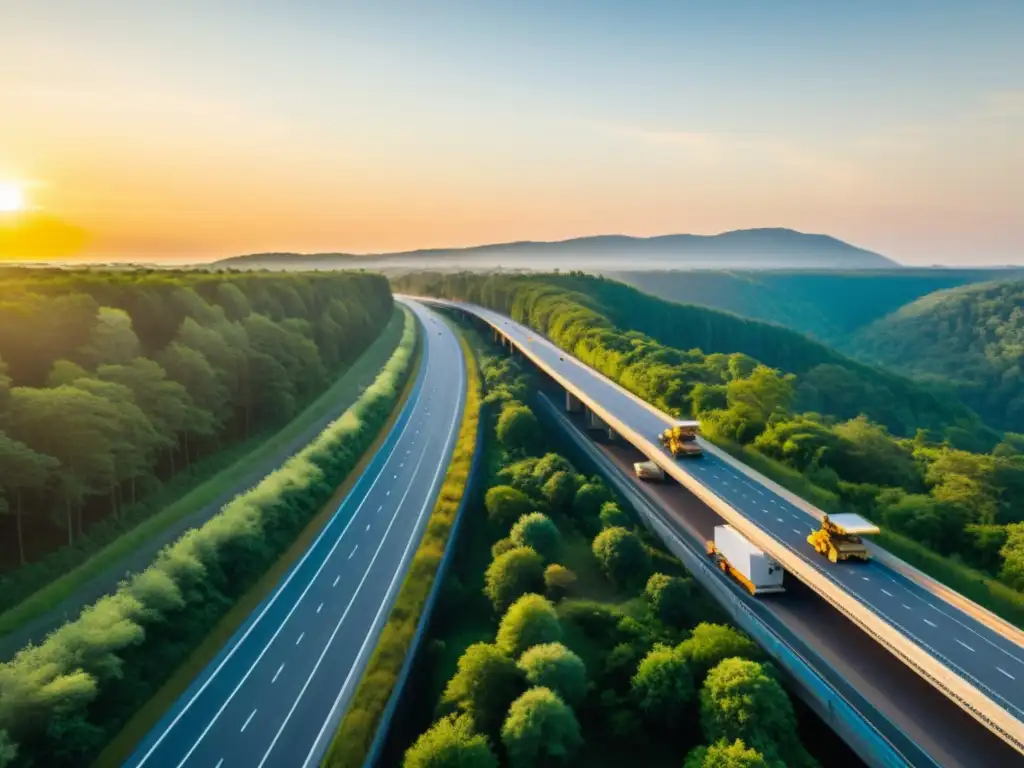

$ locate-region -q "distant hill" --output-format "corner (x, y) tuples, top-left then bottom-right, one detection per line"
(614, 268), (1019, 344)
(215, 227), (898, 271)
(847, 279), (1024, 432)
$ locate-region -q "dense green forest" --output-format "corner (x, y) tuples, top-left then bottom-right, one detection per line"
(393, 340), (824, 767)
(392, 271), (1024, 609)
(0, 269), (392, 580)
(848, 279), (1024, 433)
(614, 268), (1017, 344)
(0, 307), (417, 768)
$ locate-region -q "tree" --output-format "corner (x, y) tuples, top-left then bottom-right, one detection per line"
(492, 538), (517, 558)
(592, 526), (651, 590)
(700, 659), (800, 761)
(573, 481), (611, 520)
(644, 573), (695, 628)
(496, 402), (542, 454)
(517, 643), (587, 705)
(631, 643), (695, 725)
(691, 383), (728, 416)
(725, 366), (794, 422)
(501, 687), (582, 767)
(404, 714), (498, 768)
(484, 547), (545, 612)
(510, 512), (561, 560)
(677, 623), (761, 679)
(541, 470), (577, 513)
(599, 501), (631, 530)
(484, 485), (534, 529)
(0, 432), (59, 564)
(0, 729), (16, 768)
(543, 564), (577, 601)
(496, 594), (562, 657)
(77, 307), (140, 367)
(684, 739), (779, 768)
(439, 644), (522, 737)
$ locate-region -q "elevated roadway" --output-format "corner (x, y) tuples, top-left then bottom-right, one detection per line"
(420, 296), (1024, 759)
(125, 301), (466, 768)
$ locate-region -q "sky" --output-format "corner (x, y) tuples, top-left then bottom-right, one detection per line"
(1, 0), (1022, 265)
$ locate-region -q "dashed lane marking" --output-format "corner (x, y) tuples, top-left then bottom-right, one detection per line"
(296, 632), (305, 645)
(881, 589), (893, 597)
(956, 639), (976, 652)
(332, 575), (340, 587)
(348, 545), (358, 559)
(316, 603), (323, 614)
(272, 664), (284, 683)
(923, 619), (937, 628)
(998, 667), (1016, 680)
(241, 709), (257, 732)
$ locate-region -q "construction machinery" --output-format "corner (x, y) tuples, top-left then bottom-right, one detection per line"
(633, 460), (665, 482)
(707, 525), (785, 595)
(659, 420), (703, 458)
(807, 513), (880, 563)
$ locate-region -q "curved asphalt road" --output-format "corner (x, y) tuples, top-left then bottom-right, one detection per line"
(125, 300), (465, 768)
(430, 298), (1024, 729)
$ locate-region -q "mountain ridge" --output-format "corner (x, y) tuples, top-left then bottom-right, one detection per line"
(215, 227), (899, 270)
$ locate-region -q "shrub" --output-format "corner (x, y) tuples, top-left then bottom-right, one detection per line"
(573, 481), (611, 521)
(496, 594), (562, 657)
(496, 402), (542, 454)
(403, 714), (498, 768)
(557, 600), (624, 645)
(484, 485), (534, 529)
(517, 643), (587, 705)
(644, 573), (695, 628)
(599, 501), (631, 529)
(439, 643), (522, 737)
(678, 623), (760, 679)
(510, 512), (561, 560)
(541, 471), (577, 513)
(491, 537), (516, 558)
(592, 526), (651, 590)
(484, 546), (545, 613)
(501, 687), (583, 768)
(684, 739), (777, 768)
(543, 564), (577, 601)
(631, 643), (696, 726)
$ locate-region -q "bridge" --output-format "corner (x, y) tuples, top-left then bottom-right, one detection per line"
(417, 296), (1024, 767)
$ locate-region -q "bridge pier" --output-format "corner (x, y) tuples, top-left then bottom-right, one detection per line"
(565, 392), (582, 413)
(585, 408), (617, 442)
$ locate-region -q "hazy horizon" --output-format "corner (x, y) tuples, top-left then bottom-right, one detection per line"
(2, 1), (1022, 266)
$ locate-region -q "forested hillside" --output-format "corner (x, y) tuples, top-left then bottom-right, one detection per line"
(613, 269), (1009, 343)
(393, 271), (1024, 617)
(848, 280), (1024, 433)
(0, 270), (392, 572)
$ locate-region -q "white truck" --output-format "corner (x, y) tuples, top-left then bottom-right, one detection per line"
(707, 525), (785, 595)
(633, 460), (665, 482)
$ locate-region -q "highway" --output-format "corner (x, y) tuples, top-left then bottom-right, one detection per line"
(125, 300), (466, 768)
(424, 297), (1024, 752)
(540, 391), (1020, 767)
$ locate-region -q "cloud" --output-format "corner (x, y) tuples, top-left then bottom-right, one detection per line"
(0, 212), (90, 260)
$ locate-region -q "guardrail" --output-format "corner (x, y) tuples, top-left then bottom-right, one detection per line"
(535, 394), (933, 768)
(421, 297), (1024, 757)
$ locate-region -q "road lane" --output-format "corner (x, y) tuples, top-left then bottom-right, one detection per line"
(126, 300), (466, 768)
(434, 299), (1024, 728)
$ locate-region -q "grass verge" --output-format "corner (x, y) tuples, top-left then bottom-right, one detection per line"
(94, 312), (421, 767)
(0, 308), (406, 637)
(321, 321), (483, 768)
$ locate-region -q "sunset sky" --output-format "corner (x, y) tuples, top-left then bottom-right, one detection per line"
(1, 1), (1022, 265)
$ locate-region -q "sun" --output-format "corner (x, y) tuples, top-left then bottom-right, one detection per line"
(0, 183), (25, 213)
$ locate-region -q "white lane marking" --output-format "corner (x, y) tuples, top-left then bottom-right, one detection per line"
(923, 619), (937, 628)
(366, 524), (371, 532)
(777, 518), (784, 523)
(955, 639), (976, 652)
(386, 490), (391, 496)
(770, 499), (777, 504)
(393, 474), (398, 479)
(792, 529), (801, 534)
(133, 372), (427, 768)
(294, 364), (466, 768)
(296, 632), (305, 645)
(332, 575), (340, 587)
(215, 760), (224, 768)
(903, 604), (912, 610)
(317, 603), (323, 614)
(241, 709), (257, 732)
(998, 667), (1016, 680)
(272, 664), (285, 683)
(881, 589), (893, 597)
(862, 577), (870, 582)
(348, 545), (358, 560)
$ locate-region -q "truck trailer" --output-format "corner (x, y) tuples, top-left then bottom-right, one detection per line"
(707, 525), (785, 595)
(807, 513), (880, 563)
(659, 420), (703, 458)
(633, 460), (665, 482)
